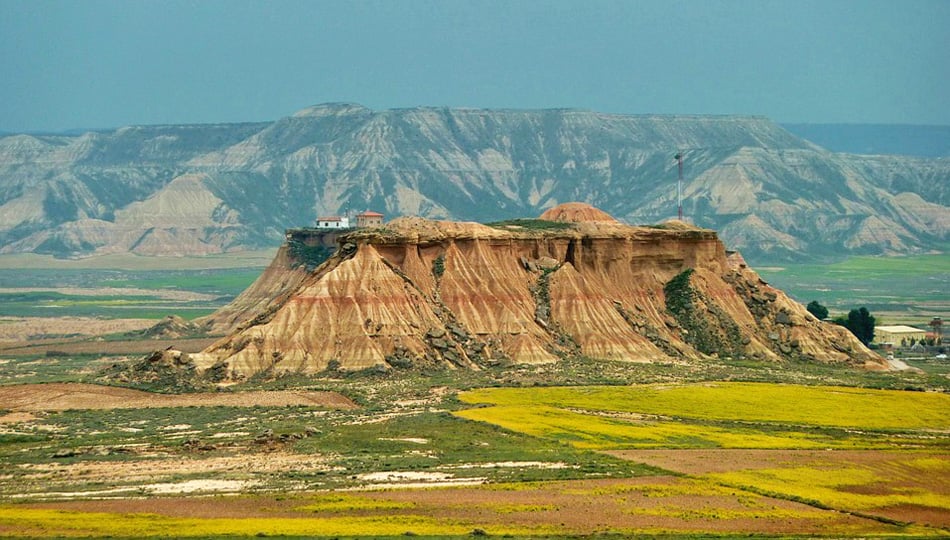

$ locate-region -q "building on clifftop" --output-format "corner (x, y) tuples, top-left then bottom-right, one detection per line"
(356, 211), (384, 228)
(315, 216), (350, 229)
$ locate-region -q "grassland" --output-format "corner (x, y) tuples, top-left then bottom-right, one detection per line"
(0, 267), (263, 321)
(0, 250), (276, 271)
(485, 218), (575, 231)
(757, 253), (949, 326)
(0, 291), (216, 320)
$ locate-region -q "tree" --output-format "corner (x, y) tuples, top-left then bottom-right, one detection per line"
(806, 300), (828, 320)
(834, 307), (875, 346)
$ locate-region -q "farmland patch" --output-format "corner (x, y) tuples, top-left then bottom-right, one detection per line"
(0, 382), (358, 411)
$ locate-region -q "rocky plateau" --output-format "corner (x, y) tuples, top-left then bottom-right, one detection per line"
(190, 203), (883, 379)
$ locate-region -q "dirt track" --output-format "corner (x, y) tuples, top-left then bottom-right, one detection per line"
(0, 382), (357, 412)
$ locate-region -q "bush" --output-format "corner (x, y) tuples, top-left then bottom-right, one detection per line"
(806, 300), (828, 320)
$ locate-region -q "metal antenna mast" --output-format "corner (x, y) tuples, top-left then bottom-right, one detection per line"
(674, 152), (684, 221)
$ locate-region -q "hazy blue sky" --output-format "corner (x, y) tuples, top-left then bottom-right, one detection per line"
(2, 0), (947, 132)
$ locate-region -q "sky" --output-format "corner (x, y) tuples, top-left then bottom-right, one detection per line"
(1, 0), (948, 132)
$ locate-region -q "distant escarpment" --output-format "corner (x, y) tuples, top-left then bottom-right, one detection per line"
(1, 104), (947, 261)
(192, 204), (883, 378)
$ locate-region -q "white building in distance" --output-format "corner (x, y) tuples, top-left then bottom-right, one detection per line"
(315, 216), (350, 229)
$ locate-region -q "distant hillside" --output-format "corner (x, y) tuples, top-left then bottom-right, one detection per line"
(1, 104), (947, 263)
(783, 123), (950, 158)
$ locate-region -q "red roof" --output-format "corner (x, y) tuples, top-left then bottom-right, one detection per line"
(358, 211), (384, 217)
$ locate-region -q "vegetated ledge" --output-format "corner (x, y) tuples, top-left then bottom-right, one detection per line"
(187, 203), (884, 380)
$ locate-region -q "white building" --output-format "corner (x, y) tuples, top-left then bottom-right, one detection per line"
(315, 216), (350, 229)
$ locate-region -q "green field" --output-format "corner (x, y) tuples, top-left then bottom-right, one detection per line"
(0, 267), (263, 320)
(0, 291), (215, 320)
(0, 250), (276, 271)
(757, 253), (949, 326)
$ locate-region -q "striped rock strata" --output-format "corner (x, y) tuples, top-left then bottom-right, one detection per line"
(193, 204), (884, 378)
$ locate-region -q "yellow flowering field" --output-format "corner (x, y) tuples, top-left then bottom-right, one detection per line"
(456, 382), (950, 449)
(704, 453), (950, 527)
(0, 506), (554, 538)
(4, 382), (947, 537)
(2, 475), (917, 538)
(455, 382), (950, 531)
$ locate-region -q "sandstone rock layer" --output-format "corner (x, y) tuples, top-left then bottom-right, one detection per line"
(195, 205), (883, 377)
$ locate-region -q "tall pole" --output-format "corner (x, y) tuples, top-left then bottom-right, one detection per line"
(674, 152), (683, 221)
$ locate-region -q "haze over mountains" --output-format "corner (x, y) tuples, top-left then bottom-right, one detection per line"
(0, 103), (947, 262)
(782, 124), (950, 158)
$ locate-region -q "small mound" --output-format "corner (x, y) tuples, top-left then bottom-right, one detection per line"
(539, 202), (618, 223)
(384, 216), (508, 239)
(138, 315), (204, 339)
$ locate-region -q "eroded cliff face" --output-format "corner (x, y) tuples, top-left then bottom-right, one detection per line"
(197, 228), (346, 335)
(194, 206), (884, 378)
(196, 244), (309, 335)
(2, 105), (948, 260)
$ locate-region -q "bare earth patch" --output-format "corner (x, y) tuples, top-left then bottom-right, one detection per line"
(0, 336), (219, 356)
(11, 479), (261, 499)
(609, 448), (950, 529)
(21, 477), (904, 536)
(0, 382), (358, 411)
(0, 411), (36, 424)
(606, 448), (830, 475)
(0, 317), (155, 344)
(14, 451), (334, 494)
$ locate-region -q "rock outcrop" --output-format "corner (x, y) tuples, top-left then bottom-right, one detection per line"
(192, 204), (884, 378)
(135, 315), (203, 339)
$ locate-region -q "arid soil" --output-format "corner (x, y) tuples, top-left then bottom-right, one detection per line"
(0, 336), (219, 356)
(0, 317), (155, 344)
(610, 448), (950, 528)
(607, 448), (835, 474)
(12, 452), (333, 498)
(609, 448), (948, 476)
(0, 382), (357, 411)
(19, 477), (904, 536)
